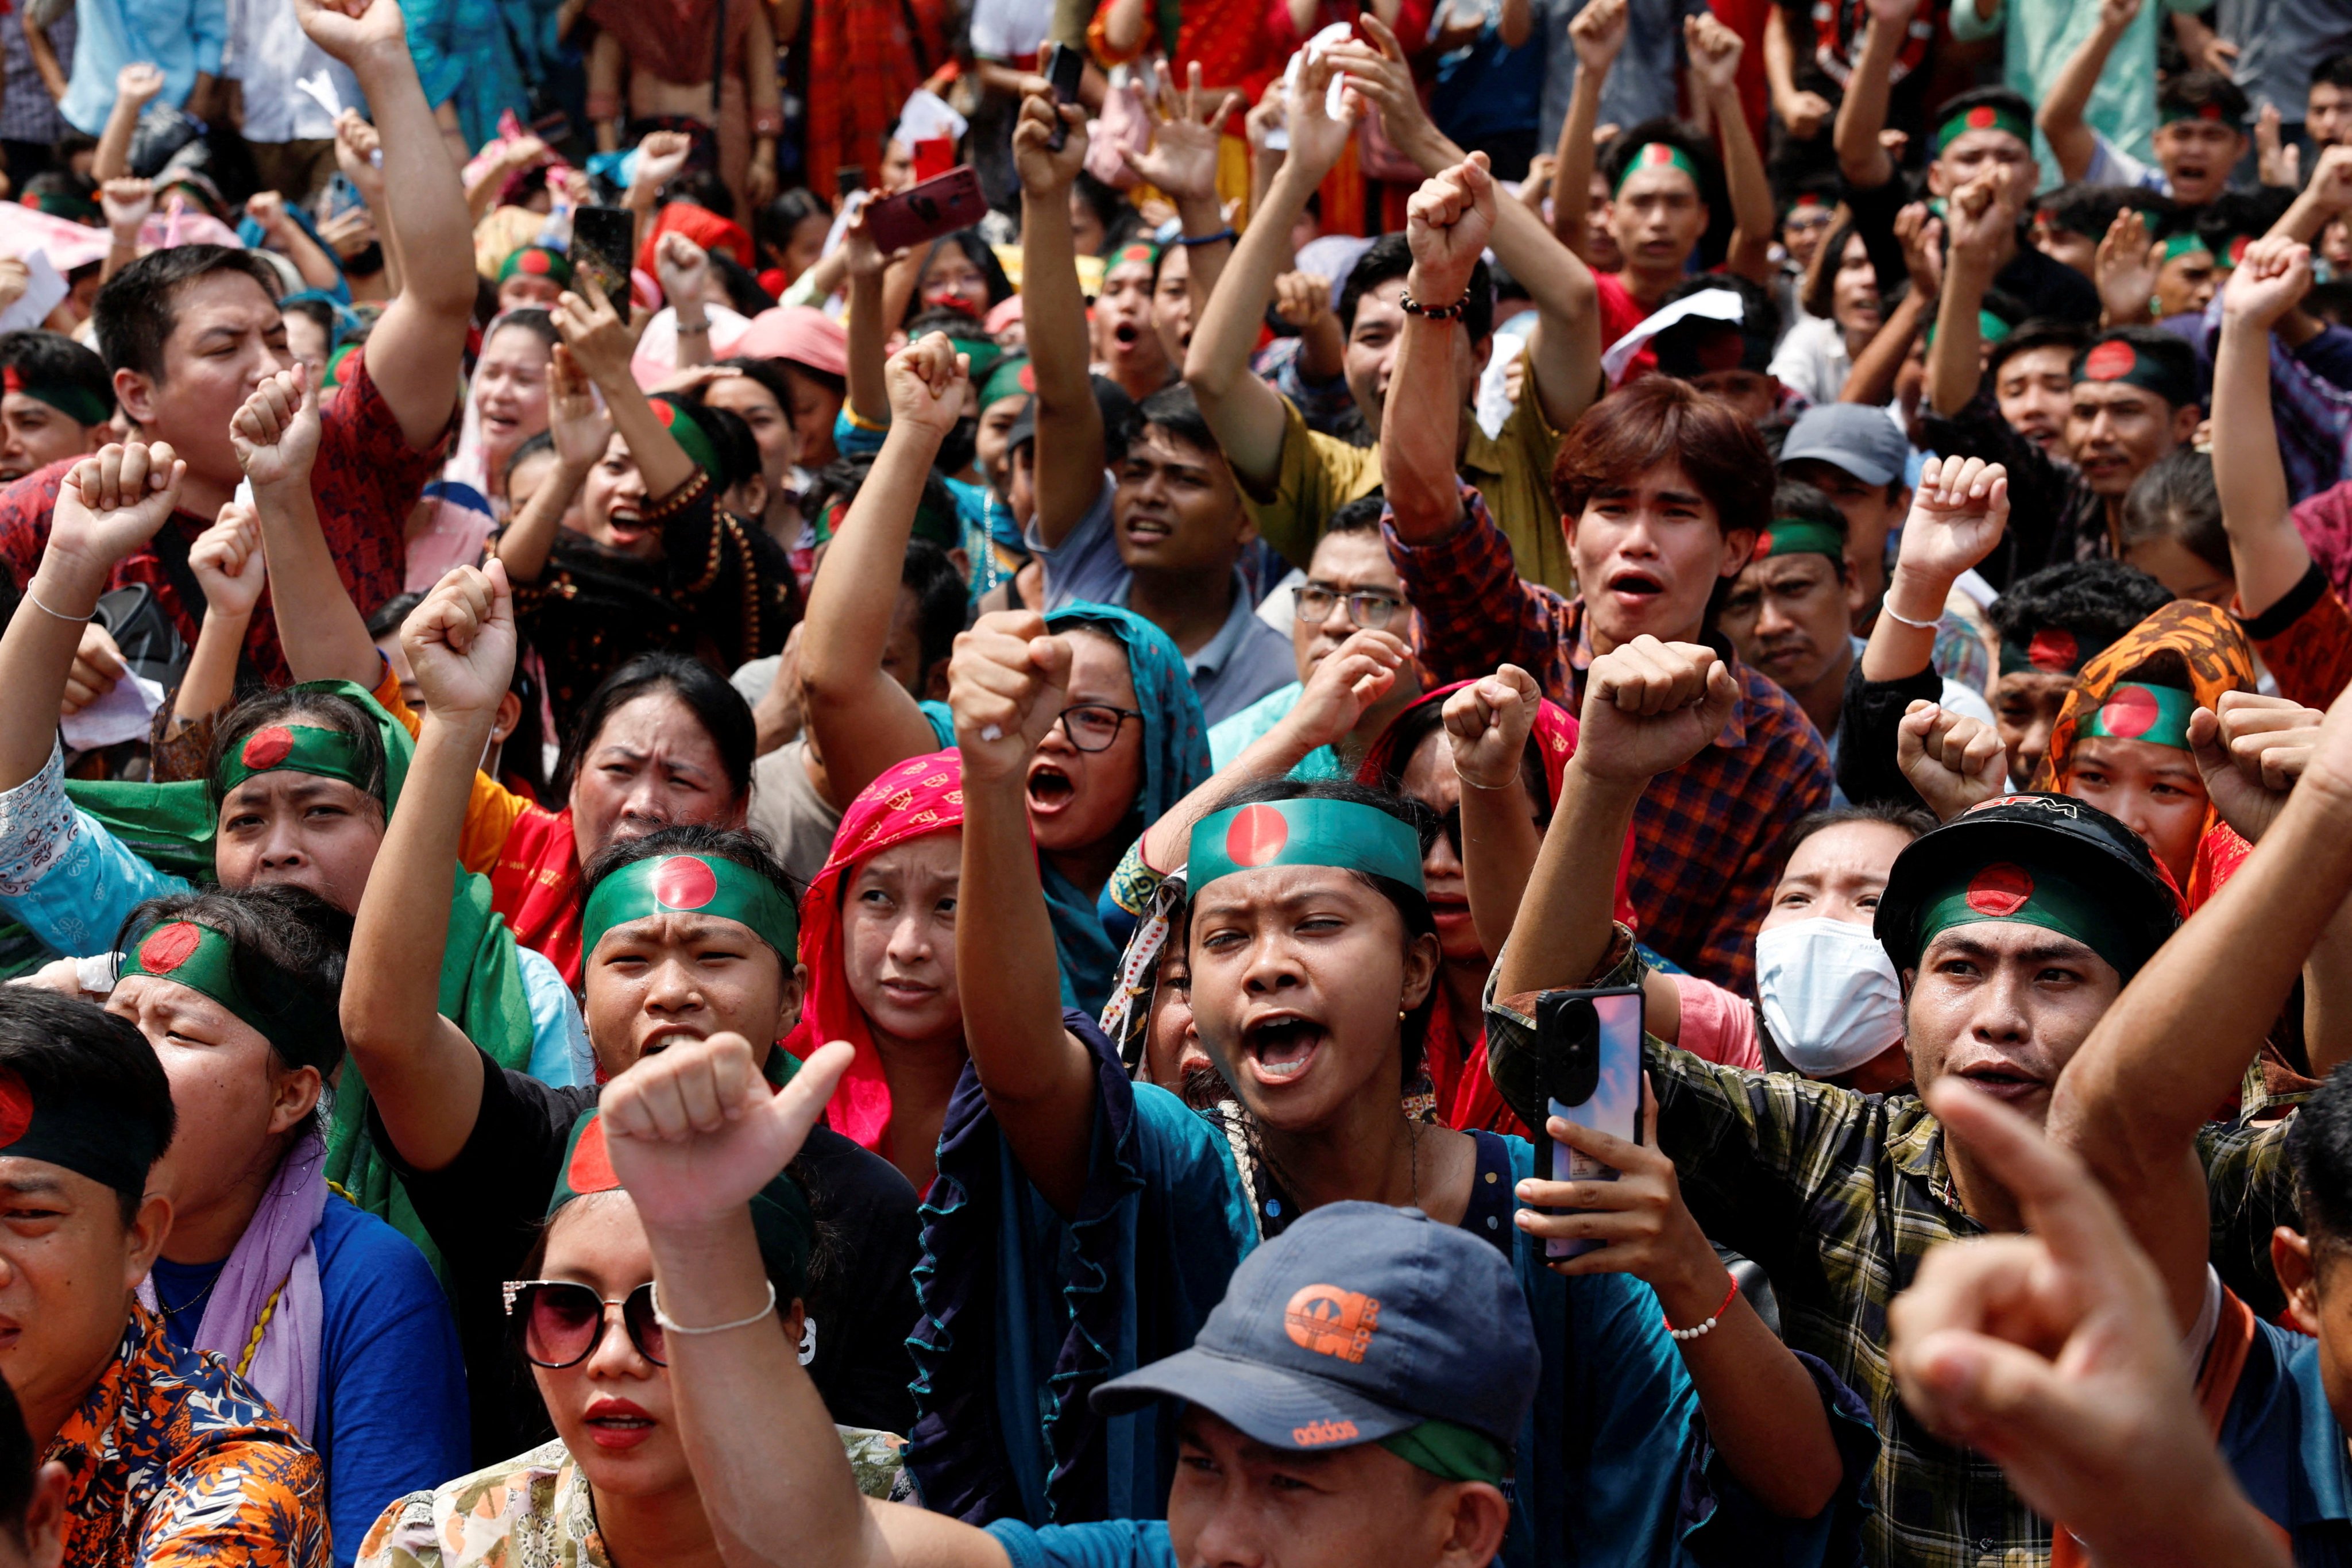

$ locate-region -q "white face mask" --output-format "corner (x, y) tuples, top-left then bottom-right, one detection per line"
(1754, 917), (1907, 1079)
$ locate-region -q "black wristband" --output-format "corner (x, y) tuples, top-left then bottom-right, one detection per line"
(1175, 227), (1237, 248)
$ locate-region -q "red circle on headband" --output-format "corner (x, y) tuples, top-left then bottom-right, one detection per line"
(520, 248), (552, 275)
(1750, 531), (1774, 564)
(241, 726), (294, 770)
(2099, 685), (2160, 739)
(0, 1066), (29, 1146)
(654, 856), (719, 910)
(1225, 804), (1290, 868)
(566, 1117), (620, 1195)
(1966, 863), (2035, 917)
(2084, 341), (2136, 381)
(1966, 105), (1996, 130)
(2027, 628), (2079, 671)
(1018, 363), (1037, 393)
(138, 921), (203, 974)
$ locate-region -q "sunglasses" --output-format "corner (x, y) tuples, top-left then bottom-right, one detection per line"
(503, 1279), (666, 1368)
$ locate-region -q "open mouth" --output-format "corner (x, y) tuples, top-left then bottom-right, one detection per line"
(607, 509), (649, 545)
(639, 1025), (705, 1056)
(1243, 1013), (1326, 1082)
(1955, 1063), (2042, 1103)
(1605, 568), (1663, 602)
(1113, 321), (1141, 346)
(1122, 513), (1172, 546)
(1027, 760), (1076, 813)
(585, 1399), (657, 1448)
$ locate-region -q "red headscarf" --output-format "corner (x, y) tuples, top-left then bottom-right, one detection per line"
(783, 750), (966, 1154)
(1357, 683), (1638, 1134)
(636, 200), (756, 281)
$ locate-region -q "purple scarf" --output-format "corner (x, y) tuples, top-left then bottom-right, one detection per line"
(138, 1129), (328, 1436)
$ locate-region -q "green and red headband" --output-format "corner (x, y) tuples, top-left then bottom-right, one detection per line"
(0, 1061), (157, 1200)
(1915, 859), (2138, 979)
(1923, 309), (2014, 350)
(118, 918), (343, 1069)
(650, 396), (724, 482)
(2071, 336), (2197, 410)
(2079, 682), (2198, 751)
(1, 367), (106, 427)
(1934, 102), (2032, 154)
(980, 356), (1034, 411)
(499, 245), (574, 286)
(549, 1107), (813, 1293)
(2160, 99), (2239, 129)
(1999, 627), (2103, 678)
(214, 721), (373, 801)
(1750, 516), (1845, 565)
(1613, 142), (1701, 196)
(1187, 798), (1424, 900)
(580, 852), (800, 960)
(2158, 232), (2213, 266)
(1106, 240), (1161, 274)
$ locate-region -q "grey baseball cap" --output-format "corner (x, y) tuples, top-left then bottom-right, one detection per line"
(1779, 402), (1911, 488)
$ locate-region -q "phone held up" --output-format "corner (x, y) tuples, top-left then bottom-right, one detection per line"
(1042, 39), (1085, 150)
(570, 205), (638, 325)
(862, 166), (989, 255)
(1535, 985), (1644, 1260)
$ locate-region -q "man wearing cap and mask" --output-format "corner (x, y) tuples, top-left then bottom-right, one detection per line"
(0, 989), (329, 1564)
(1485, 632), (2253, 1566)
(0, 335), (108, 487)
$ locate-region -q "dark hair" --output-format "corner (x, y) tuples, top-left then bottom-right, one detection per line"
(802, 452), (959, 547)
(1071, 169), (1139, 252)
(1553, 376), (1775, 540)
(713, 356), (797, 420)
(554, 651), (756, 805)
(2316, 49), (2352, 91)
(364, 591), (424, 642)
(2289, 1064), (2352, 1251)
(283, 293), (341, 350)
(779, 356), (847, 403)
(1931, 86), (2037, 144)
(1782, 800), (1936, 868)
(1193, 777), (1441, 1086)
(1323, 493), (1389, 540)
(580, 821), (798, 910)
(94, 245), (285, 382)
(113, 885), (352, 1077)
(1373, 694), (1552, 825)
(905, 304), (989, 341)
(505, 430), (557, 485)
(0, 989), (174, 1222)
(671, 396), (764, 494)
(208, 689), (391, 813)
(1130, 381), (1226, 465)
(758, 188), (832, 262)
(1489, 258), (1528, 304)
(1986, 317), (2094, 381)
(905, 231), (1013, 325)
(487, 307), (560, 350)
(2077, 325), (2199, 408)
(1600, 115), (1721, 199)
(1768, 478), (1851, 581)
(901, 537), (970, 681)
(1340, 233), (1495, 344)
(2195, 187), (2296, 256)
(2121, 447), (2227, 576)
(1990, 560), (2175, 653)
(1799, 213), (1866, 322)
(708, 250), (778, 318)
(661, 168), (736, 222)
(2036, 182), (2173, 242)
(0, 329), (110, 419)
(2158, 70), (2250, 128)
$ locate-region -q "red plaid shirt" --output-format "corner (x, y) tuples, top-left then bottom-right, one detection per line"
(0, 347), (450, 686)
(1386, 485), (1831, 991)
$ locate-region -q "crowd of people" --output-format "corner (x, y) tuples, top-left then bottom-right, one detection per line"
(0, 0), (2346, 1562)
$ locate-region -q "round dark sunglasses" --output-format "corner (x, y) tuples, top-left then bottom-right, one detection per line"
(503, 1279), (666, 1368)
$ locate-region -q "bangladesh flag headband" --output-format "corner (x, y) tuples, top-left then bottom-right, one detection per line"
(118, 918), (343, 1067)
(1107, 240), (1161, 274)
(580, 853), (800, 960)
(1751, 516), (1845, 565)
(1614, 142), (1700, 196)
(1915, 859), (2136, 979)
(2079, 682), (2198, 751)
(1934, 102), (2032, 154)
(499, 245), (573, 285)
(2158, 232), (2213, 265)
(214, 721), (373, 801)
(1, 367), (106, 427)
(1999, 626), (2103, 677)
(980, 356), (1033, 410)
(650, 396), (724, 481)
(1187, 799), (1425, 900)
(0, 1061), (157, 1200)
(548, 1107), (814, 1292)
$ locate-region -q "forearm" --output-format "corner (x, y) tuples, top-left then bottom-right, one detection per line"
(603, 377), (698, 500)
(168, 609), (252, 731)
(1174, 202), (1234, 318)
(1832, 19), (1899, 187)
(673, 295), (714, 368)
(1712, 84), (1776, 281)
(254, 479), (392, 686)
(350, 44), (475, 316)
(1493, 764), (1643, 996)
(2038, 20), (2125, 181)
(1187, 161), (1310, 400)
(491, 459), (590, 582)
(1674, 1298), (1845, 1518)
(269, 220), (344, 292)
(1488, 200), (1600, 428)
(93, 96), (141, 184)
(1843, 289), (1930, 405)
(845, 269), (890, 424)
(1382, 311), (1467, 540)
(802, 420), (939, 701)
(0, 549), (108, 789)
(1460, 779), (1543, 958)
(24, 25), (63, 102)
(2272, 187), (2345, 246)
(1549, 63), (1605, 253)
(2212, 320), (2308, 617)
(1022, 184), (1109, 541)
(1763, 9), (1800, 106)
(1928, 260), (1992, 416)
(1859, 562), (1949, 679)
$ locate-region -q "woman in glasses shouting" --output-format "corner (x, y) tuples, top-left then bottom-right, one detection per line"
(354, 1103), (912, 1568)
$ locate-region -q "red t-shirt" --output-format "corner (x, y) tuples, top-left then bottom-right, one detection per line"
(1594, 269), (1659, 383)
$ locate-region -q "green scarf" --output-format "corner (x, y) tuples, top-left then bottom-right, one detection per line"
(65, 681), (539, 1273)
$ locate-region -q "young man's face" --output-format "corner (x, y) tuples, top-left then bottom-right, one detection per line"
(1164, 1408), (1508, 1568)
(1991, 345), (2077, 458)
(1718, 550), (1864, 700)
(1605, 167), (1708, 289)
(1113, 423), (1252, 579)
(2153, 248), (2219, 318)
(118, 269), (290, 493)
(1779, 458), (1907, 609)
(1992, 670), (2076, 785)
(1781, 205), (1833, 272)
(1341, 277), (1489, 437)
(1902, 921), (2123, 1127)
(1929, 129), (2036, 196)
(1152, 245), (1194, 364)
(2033, 215), (2100, 278)
(1565, 461), (1753, 654)
(2312, 80), (2351, 149)
(2152, 119), (2246, 207)
(0, 1157), (167, 1447)
(1096, 259), (1168, 385)
(1292, 529), (1410, 681)
(0, 393), (99, 484)
(2066, 381), (2197, 498)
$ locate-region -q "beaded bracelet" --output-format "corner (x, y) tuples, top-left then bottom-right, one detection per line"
(1399, 288), (1470, 321)
(1665, 1274), (1740, 1342)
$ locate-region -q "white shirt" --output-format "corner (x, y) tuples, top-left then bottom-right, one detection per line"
(222, 0), (355, 142)
(1768, 314), (1860, 410)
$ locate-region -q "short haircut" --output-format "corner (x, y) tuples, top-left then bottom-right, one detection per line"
(113, 884), (353, 1079)
(1339, 233), (1494, 343)
(2316, 49), (2352, 91)
(2120, 447), (2227, 576)
(713, 356), (797, 419)
(1989, 559), (2174, 654)
(580, 821), (799, 910)
(94, 244), (284, 383)
(2036, 182), (2173, 242)
(1986, 318), (2092, 381)
(2290, 1064), (2352, 1254)
(1130, 381), (1226, 466)
(1767, 478), (1851, 580)
(0, 988), (175, 1223)
(902, 537), (970, 674)
(554, 651), (758, 805)
(1656, 273), (1779, 375)
(210, 689), (391, 813)
(1930, 86), (2036, 146)
(2076, 324), (2199, 409)
(1323, 493), (1389, 540)
(708, 250), (777, 317)
(1552, 376), (1775, 540)
(0, 329), (111, 419)
(2160, 70), (2250, 127)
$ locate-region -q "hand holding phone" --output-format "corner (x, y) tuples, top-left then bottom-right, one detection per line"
(862, 166), (989, 254)
(570, 204), (637, 326)
(1044, 40), (1084, 150)
(1536, 986), (1643, 1260)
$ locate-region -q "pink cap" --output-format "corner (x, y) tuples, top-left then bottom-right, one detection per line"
(717, 306), (849, 376)
(984, 294), (1025, 335)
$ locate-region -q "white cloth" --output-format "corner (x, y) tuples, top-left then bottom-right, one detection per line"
(1768, 314), (1860, 410)
(221, 0), (354, 142)
(968, 0), (1055, 59)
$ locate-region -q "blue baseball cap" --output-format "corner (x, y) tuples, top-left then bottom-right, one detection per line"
(1091, 1202), (1539, 1455)
(1780, 401), (1911, 489)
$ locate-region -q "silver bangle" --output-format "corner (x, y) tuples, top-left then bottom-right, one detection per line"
(650, 1279), (777, 1336)
(1878, 603), (1942, 631)
(25, 585), (93, 623)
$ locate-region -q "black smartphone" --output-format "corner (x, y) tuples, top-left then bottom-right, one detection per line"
(1044, 40), (1084, 150)
(1534, 985), (1644, 1260)
(571, 205), (636, 323)
(835, 163), (865, 200)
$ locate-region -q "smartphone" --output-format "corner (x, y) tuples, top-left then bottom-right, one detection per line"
(1536, 985), (1644, 1260)
(1044, 40), (1084, 150)
(570, 205), (636, 323)
(862, 165), (988, 254)
(835, 163), (866, 200)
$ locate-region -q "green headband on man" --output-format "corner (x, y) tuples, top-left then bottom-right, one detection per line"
(2079, 682), (2199, 751)
(1934, 102), (2032, 154)
(1379, 1419), (1513, 1486)
(1749, 516), (1845, 566)
(1187, 798), (1424, 900)
(550, 1107), (813, 1295)
(214, 721), (373, 801)
(0, 1061), (157, 1200)
(2072, 335), (2197, 410)
(1914, 859), (2140, 979)
(580, 852), (800, 960)
(1613, 142), (1700, 196)
(1923, 309), (2013, 350)
(2160, 99), (2238, 129)
(1, 366), (106, 427)
(118, 917), (344, 1065)
(500, 245), (573, 285)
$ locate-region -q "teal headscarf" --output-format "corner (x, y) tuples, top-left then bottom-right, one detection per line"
(1041, 603), (1210, 1017)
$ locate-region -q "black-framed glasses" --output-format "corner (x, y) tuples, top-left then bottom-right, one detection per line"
(1056, 703), (1144, 752)
(1293, 583), (1406, 629)
(503, 1279), (666, 1368)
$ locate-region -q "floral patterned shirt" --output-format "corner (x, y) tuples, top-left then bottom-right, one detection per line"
(49, 1304), (328, 1568)
(355, 1430), (915, 1567)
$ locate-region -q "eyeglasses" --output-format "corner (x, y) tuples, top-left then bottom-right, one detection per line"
(503, 1279), (666, 1368)
(1056, 703), (1145, 753)
(1293, 584), (1406, 629)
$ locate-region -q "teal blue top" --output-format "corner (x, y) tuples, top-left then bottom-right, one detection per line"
(1205, 682), (1347, 779)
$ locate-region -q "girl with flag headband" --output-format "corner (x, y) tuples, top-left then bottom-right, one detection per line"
(906, 618), (1874, 1555)
(91, 884), (471, 1553)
